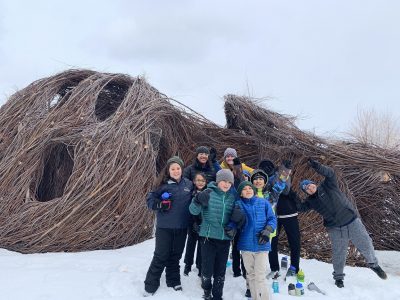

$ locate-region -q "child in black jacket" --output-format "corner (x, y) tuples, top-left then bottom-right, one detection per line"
(144, 156), (193, 296)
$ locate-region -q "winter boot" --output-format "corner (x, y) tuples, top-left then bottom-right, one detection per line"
(212, 276), (225, 300)
(371, 265), (388, 279)
(184, 264), (191, 276)
(202, 289), (212, 300)
(245, 288), (251, 298)
(335, 279), (344, 288)
(172, 285), (183, 291)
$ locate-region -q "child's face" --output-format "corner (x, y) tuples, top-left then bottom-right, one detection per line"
(194, 176), (207, 190)
(252, 177), (265, 189)
(168, 163), (182, 181)
(241, 185), (254, 199)
(217, 180), (232, 192)
(197, 153), (209, 164)
(305, 183), (317, 195)
(225, 155), (235, 165)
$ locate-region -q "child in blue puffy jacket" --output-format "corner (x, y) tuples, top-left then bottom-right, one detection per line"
(237, 181), (276, 300)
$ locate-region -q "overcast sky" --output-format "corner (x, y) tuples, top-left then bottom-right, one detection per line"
(1, 0), (399, 137)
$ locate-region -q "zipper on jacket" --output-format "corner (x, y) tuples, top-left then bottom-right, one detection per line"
(221, 193), (226, 239)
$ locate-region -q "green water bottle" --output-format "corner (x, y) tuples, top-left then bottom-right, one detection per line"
(297, 269), (305, 283)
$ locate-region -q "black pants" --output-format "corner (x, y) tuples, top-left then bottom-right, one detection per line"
(232, 231), (246, 278)
(144, 227), (187, 293)
(183, 228), (202, 271)
(201, 238), (230, 300)
(269, 216), (301, 273)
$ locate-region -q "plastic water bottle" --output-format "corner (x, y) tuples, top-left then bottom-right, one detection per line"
(288, 283), (296, 296)
(297, 269), (305, 283)
(295, 282), (304, 296)
(281, 256), (288, 271)
(226, 259), (232, 268)
(272, 279), (279, 293)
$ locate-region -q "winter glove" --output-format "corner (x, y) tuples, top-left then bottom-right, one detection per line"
(282, 160), (293, 170)
(233, 157), (242, 166)
(158, 192), (172, 211)
(224, 226), (237, 239)
(194, 189), (212, 207)
(209, 147), (217, 163)
(257, 225), (274, 245)
(193, 222), (200, 233)
(308, 158), (319, 169)
(230, 206), (246, 229)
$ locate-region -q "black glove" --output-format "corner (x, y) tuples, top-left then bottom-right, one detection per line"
(193, 222), (200, 233)
(233, 157), (242, 166)
(257, 225), (274, 245)
(158, 192), (172, 211)
(308, 158), (319, 169)
(209, 147), (217, 163)
(224, 226), (237, 239)
(194, 189), (212, 207)
(282, 160), (293, 170)
(230, 206), (246, 229)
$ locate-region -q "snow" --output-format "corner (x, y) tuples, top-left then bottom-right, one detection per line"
(0, 239), (399, 300)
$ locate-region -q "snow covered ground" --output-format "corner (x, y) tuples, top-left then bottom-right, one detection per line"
(0, 238), (399, 300)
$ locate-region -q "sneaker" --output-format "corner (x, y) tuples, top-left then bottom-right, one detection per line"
(173, 285), (183, 291)
(335, 279), (344, 288)
(245, 288), (251, 298)
(184, 264), (191, 276)
(267, 271), (280, 279)
(371, 265), (388, 279)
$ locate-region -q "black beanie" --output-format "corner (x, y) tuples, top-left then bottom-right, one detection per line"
(196, 146), (210, 155)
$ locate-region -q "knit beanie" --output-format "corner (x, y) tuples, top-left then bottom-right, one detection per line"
(216, 169), (234, 184)
(166, 156), (184, 169)
(224, 147), (238, 159)
(237, 181), (256, 196)
(300, 179), (315, 193)
(250, 169), (269, 184)
(196, 146), (210, 155)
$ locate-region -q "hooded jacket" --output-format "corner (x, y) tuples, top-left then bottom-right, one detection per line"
(297, 162), (357, 228)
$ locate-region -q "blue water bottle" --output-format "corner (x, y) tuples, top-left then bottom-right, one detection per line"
(272, 279), (279, 293)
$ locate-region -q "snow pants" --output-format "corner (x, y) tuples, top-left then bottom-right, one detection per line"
(201, 238), (230, 300)
(232, 230), (247, 277)
(269, 216), (301, 272)
(327, 218), (378, 280)
(144, 227), (187, 293)
(183, 227), (202, 272)
(242, 251), (270, 300)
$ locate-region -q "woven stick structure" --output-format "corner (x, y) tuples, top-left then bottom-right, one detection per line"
(0, 70), (398, 267)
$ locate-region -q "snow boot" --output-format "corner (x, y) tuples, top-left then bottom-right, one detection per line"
(184, 264), (191, 276)
(335, 279), (344, 288)
(245, 288), (251, 298)
(371, 265), (388, 279)
(202, 289), (212, 300)
(172, 285), (183, 291)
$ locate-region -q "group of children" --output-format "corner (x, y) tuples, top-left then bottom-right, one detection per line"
(144, 146), (387, 300)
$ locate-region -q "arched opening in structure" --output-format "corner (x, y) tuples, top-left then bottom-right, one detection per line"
(36, 143), (74, 202)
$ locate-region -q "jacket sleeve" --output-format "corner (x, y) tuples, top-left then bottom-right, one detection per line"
(242, 163), (254, 173)
(189, 197), (202, 215)
(265, 201), (277, 231)
(183, 166), (191, 180)
(295, 194), (312, 212)
(213, 161), (222, 172)
(311, 161), (338, 187)
(146, 187), (162, 210)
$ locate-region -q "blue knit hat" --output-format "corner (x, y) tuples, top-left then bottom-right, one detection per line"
(300, 180), (315, 193)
